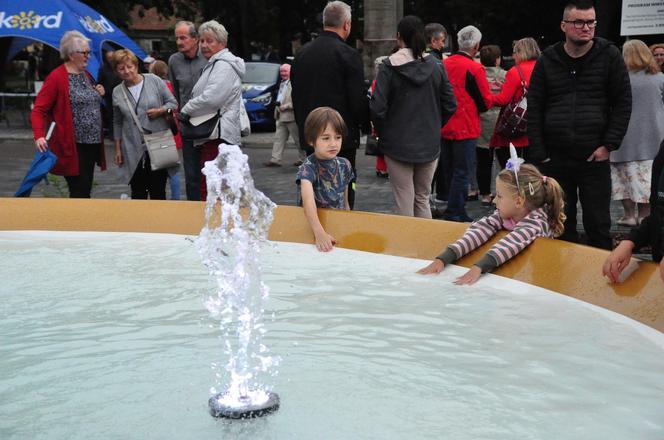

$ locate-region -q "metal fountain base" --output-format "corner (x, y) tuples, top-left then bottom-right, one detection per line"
(208, 392), (280, 419)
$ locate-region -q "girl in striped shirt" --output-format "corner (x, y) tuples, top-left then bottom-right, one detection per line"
(418, 163), (566, 285)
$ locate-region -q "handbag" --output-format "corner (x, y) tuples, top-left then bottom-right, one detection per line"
(180, 111), (220, 141)
(495, 65), (528, 139)
(239, 96), (251, 137)
(121, 85), (180, 171)
(365, 134), (380, 156)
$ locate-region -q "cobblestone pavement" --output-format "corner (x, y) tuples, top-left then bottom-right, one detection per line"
(0, 127), (638, 254)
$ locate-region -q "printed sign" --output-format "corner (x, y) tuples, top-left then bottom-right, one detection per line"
(621, 0), (664, 36)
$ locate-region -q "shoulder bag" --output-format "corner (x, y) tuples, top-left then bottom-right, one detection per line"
(494, 64), (528, 139)
(121, 84), (180, 171)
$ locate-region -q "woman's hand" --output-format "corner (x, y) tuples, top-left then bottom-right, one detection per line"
(114, 149), (123, 166)
(146, 108), (164, 119)
(314, 231), (336, 252)
(454, 266), (482, 285)
(34, 137), (48, 153)
(602, 240), (634, 283)
(417, 259), (444, 274)
(94, 84), (105, 97)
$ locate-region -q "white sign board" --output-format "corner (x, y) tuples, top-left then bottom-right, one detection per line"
(621, 0), (664, 35)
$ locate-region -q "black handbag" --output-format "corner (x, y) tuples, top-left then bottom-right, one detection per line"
(180, 112), (219, 141)
(494, 64), (528, 139)
(365, 134), (380, 156)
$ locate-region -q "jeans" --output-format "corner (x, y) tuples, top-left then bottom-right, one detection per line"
(182, 139), (202, 201)
(169, 170), (181, 200)
(442, 138), (477, 221)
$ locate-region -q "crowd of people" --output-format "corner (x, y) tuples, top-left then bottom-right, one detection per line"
(29, 0), (664, 284)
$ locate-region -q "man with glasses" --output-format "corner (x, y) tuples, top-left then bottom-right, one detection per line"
(528, 0), (631, 249)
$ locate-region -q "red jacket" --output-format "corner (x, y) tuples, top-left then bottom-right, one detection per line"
(441, 52), (493, 140)
(489, 59), (536, 148)
(31, 64), (106, 176)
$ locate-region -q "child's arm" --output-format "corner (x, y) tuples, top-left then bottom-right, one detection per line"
(417, 212), (503, 275)
(300, 180), (336, 252)
(343, 187), (350, 210)
(465, 212), (549, 281)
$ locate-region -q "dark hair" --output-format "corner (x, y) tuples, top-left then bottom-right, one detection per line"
(397, 15), (426, 61)
(424, 22), (447, 44)
(304, 107), (347, 146)
(564, 0), (595, 19)
(479, 45), (501, 67)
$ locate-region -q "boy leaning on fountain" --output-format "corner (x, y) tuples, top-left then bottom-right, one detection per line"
(296, 107), (354, 252)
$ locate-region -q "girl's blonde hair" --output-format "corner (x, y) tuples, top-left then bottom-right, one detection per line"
(623, 39), (660, 74)
(497, 164), (566, 237)
(304, 106), (347, 146)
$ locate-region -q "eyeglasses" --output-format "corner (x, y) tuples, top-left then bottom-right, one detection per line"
(563, 19), (597, 29)
(75, 50), (92, 57)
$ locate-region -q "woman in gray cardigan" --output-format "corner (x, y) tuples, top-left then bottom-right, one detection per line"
(611, 40), (664, 226)
(112, 49), (177, 199)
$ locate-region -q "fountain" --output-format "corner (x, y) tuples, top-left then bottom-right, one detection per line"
(196, 143), (280, 419)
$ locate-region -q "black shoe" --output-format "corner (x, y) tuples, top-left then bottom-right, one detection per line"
(376, 170), (389, 178)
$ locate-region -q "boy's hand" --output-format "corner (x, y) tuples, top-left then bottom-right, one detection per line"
(314, 231), (336, 252)
(454, 266), (482, 285)
(417, 259), (444, 274)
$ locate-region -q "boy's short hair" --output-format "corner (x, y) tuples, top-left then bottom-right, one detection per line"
(304, 107), (347, 146)
(479, 45), (501, 67)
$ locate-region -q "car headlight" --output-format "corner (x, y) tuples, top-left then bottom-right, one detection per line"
(250, 92), (272, 105)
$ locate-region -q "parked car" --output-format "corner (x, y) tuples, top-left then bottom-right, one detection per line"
(242, 62), (280, 129)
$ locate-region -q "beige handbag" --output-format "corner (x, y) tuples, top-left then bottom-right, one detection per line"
(121, 85), (180, 171)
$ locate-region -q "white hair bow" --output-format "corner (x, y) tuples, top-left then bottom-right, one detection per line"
(505, 143), (524, 192)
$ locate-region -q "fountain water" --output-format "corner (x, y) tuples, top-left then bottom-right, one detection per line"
(196, 143), (280, 419)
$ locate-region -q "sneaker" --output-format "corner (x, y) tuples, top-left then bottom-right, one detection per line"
(480, 195), (493, 206)
(263, 161), (282, 167)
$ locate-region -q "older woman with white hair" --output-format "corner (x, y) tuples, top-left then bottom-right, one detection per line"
(179, 19), (245, 200)
(31, 30), (106, 198)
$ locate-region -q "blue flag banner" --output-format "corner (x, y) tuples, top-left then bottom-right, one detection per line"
(0, 0), (147, 79)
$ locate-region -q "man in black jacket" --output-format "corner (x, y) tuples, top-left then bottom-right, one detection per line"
(528, 0), (631, 249)
(291, 1), (369, 208)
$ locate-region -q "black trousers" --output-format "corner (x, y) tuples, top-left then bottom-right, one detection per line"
(476, 147), (493, 196)
(545, 157), (612, 250)
(64, 142), (100, 198)
(130, 153), (168, 200)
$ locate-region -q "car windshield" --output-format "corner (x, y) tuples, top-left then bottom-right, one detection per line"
(243, 63), (280, 84)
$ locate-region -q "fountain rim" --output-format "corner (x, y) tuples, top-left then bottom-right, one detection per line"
(1, 197), (662, 333)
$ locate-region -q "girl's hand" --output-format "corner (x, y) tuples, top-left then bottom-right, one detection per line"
(454, 266), (482, 285)
(602, 240), (634, 283)
(417, 259), (444, 274)
(314, 231), (336, 252)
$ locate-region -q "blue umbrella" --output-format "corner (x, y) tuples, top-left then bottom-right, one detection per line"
(15, 122), (58, 197)
(0, 0), (147, 79)
(15, 148), (58, 197)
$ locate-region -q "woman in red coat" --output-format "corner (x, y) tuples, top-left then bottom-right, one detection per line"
(490, 37), (540, 168)
(31, 30), (106, 198)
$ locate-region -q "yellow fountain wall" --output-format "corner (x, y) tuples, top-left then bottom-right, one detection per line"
(2, 198), (662, 332)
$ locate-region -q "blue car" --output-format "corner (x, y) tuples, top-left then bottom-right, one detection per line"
(242, 62), (281, 129)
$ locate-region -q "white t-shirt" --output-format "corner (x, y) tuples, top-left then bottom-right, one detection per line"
(128, 80), (144, 103)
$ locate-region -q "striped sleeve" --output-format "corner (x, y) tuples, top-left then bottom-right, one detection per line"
(485, 209), (550, 268)
(443, 211), (503, 261)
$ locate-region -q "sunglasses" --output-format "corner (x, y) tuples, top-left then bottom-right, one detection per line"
(74, 50), (92, 57)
